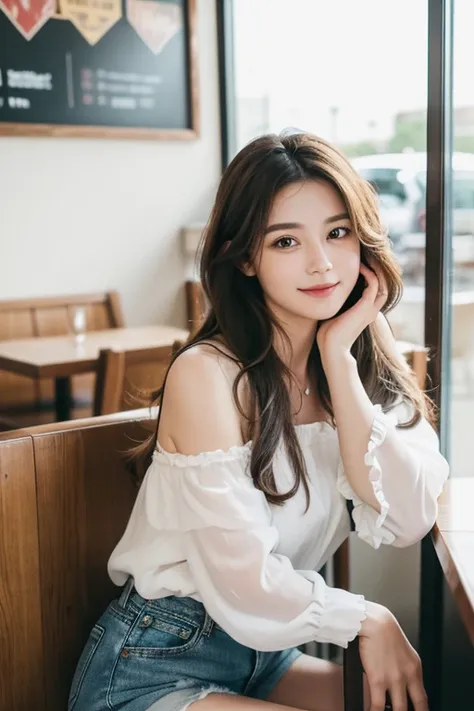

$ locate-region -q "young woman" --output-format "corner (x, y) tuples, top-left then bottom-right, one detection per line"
(69, 133), (449, 711)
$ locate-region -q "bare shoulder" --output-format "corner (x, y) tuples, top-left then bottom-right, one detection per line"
(157, 341), (247, 455)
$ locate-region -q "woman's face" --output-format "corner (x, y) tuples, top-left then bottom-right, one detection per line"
(249, 179), (361, 326)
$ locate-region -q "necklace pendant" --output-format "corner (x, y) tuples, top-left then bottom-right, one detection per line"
(304, 386), (310, 396)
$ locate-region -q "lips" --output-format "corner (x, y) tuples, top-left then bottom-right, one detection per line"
(298, 283), (339, 297)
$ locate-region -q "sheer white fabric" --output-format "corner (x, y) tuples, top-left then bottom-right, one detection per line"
(337, 403), (449, 549)
(108, 403), (448, 651)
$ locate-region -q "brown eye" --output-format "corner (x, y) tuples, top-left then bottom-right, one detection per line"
(328, 227), (351, 240)
(274, 236), (297, 248)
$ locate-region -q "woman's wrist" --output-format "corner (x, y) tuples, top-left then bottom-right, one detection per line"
(359, 600), (393, 637)
(320, 347), (356, 379)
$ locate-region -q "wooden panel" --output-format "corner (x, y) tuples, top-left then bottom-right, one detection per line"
(107, 291), (125, 328)
(35, 307), (71, 337)
(0, 436), (45, 711)
(185, 280), (207, 331)
(121, 351), (171, 410)
(333, 539), (350, 591)
(0, 310), (35, 339)
(0, 310), (37, 406)
(94, 345), (177, 415)
(32, 418), (146, 710)
(86, 303), (110, 331)
(35, 308), (70, 403)
(433, 478), (474, 646)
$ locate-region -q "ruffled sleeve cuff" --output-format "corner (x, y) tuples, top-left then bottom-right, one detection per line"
(318, 587), (367, 648)
(337, 405), (398, 549)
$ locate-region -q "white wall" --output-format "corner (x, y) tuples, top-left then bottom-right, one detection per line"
(0, 1), (220, 328)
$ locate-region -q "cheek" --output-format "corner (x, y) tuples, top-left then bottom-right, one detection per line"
(256, 253), (296, 292)
(336, 245), (360, 287)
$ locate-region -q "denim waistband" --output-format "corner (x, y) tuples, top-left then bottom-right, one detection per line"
(116, 577), (215, 636)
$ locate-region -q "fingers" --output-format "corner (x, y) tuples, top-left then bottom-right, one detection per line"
(368, 681), (387, 711)
(389, 683), (408, 711)
(360, 263), (388, 311)
(407, 677), (429, 711)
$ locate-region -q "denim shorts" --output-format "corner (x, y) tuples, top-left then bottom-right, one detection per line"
(68, 577), (302, 711)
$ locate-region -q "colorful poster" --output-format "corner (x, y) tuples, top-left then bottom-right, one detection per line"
(126, 0), (182, 55)
(59, 0), (122, 45)
(0, 0), (55, 40)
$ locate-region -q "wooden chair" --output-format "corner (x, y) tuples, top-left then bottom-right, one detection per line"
(93, 341), (182, 416)
(185, 280), (207, 331)
(0, 410), (365, 711)
(0, 291), (124, 413)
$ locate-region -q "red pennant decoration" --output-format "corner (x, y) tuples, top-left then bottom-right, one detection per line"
(0, 0), (55, 40)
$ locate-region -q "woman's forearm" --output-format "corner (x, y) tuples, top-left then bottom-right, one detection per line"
(322, 349), (382, 511)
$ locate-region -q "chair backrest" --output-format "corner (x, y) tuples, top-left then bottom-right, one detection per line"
(93, 342), (181, 416)
(402, 345), (428, 389)
(185, 280), (207, 331)
(0, 291), (124, 408)
(0, 408), (154, 711)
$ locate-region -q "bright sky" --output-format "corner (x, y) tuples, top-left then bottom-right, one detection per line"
(233, 0), (473, 143)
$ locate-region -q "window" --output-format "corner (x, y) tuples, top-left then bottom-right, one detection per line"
(448, 0), (474, 477)
(230, 0), (428, 337)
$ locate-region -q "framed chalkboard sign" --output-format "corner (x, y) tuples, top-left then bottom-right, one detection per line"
(0, 0), (199, 139)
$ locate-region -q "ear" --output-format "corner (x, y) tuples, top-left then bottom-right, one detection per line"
(239, 261), (257, 277)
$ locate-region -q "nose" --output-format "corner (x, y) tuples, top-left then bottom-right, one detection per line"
(306, 242), (333, 275)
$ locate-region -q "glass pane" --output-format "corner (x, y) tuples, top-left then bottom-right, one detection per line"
(232, 0), (428, 349)
(448, 0), (474, 477)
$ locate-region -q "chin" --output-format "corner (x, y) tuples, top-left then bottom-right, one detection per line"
(299, 295), (349, 321)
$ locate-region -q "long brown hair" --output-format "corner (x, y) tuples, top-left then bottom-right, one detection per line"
(134, 132), (434, 507)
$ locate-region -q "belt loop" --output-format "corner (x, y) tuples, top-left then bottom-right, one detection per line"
(117, 576), (135, 610)
(202, 611), (215, 637)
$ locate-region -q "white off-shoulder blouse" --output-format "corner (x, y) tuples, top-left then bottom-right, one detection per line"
(108, 402), (449, 652)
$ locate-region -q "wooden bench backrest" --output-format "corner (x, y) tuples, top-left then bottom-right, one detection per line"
(0, 409), (153, 711)
(0, 291), (124, 408)
(93, 343), (181, 416)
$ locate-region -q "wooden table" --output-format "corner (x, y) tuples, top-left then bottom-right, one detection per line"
(433, 479), (474, 644)
(0, 325), (189, 421)
(420, 478), (474, 710)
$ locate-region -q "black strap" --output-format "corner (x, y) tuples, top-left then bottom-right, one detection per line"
(346, 499), (356, 532)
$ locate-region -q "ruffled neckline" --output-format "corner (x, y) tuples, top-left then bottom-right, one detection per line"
(153, 420), (335, 468)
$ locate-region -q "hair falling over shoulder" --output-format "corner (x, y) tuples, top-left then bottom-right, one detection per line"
(131, 132), (436, 506)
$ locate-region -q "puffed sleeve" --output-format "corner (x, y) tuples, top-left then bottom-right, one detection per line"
(337, 401), (449, 549)
(146, 445), (367, 652)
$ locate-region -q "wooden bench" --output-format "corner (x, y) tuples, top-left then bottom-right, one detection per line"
(0, 291), (124, 414)
(0, 409), (151, 710)
(0, 410), (365, 711)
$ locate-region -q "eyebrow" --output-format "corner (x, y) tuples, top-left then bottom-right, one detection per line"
(325, 212), (350, 224)
(263, 222), (303, 235)
(264, 212), (350, 235)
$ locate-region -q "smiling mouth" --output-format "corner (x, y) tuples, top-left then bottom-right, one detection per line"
(298, 283), (339, 297)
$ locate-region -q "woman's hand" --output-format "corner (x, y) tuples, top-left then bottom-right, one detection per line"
(316, 263), (387, 363)
(360, 601), (428, 711)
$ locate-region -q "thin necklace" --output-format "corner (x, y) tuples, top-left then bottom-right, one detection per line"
(294, 376), (310, 397)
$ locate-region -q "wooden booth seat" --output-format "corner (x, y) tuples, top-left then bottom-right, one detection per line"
(0, 410), (364, 711)
(0, 291), (124, 413)
(0, 408), (153, 711)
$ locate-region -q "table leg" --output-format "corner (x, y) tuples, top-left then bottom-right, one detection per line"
(419, 535), (443, 711)
(55, 377), (72, 421)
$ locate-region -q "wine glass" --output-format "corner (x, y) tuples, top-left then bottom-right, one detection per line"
(72, 305), (87, 344)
